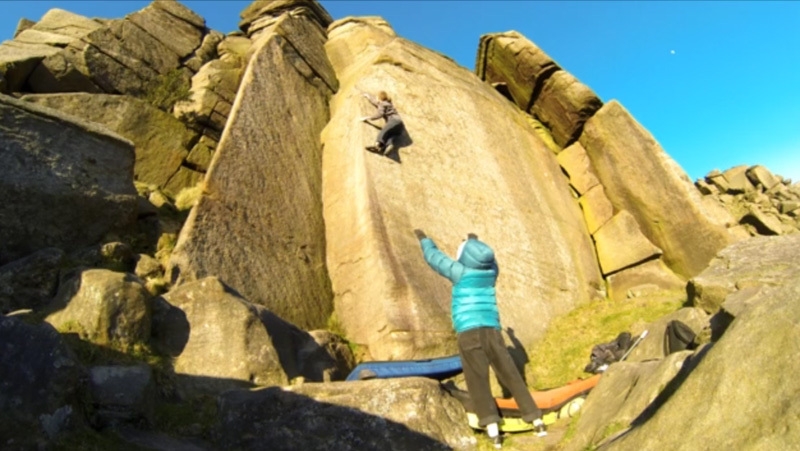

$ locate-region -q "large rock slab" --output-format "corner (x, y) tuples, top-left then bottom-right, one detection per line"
(593, 210), (663, 275)
(0, 315), (86, 444)
(22, 93), (198, 194)
(0, 94), (138, 265)
(580, 101), (734, 278)
(29, 8), (103, 40)
(45, 269), (152, 347)
(477, 31), (602, 147)
(126, 2), (205, 59)
(604, 278), (800, 451)
(168, 12), (336, 331)
(151, 277), (348, 394)
(688, 234), (800, 314)
(215, 377), (476, 450)
(580, 184), (614, 235)
(323, 18), (604, 359)
(566, 351), (695, 451)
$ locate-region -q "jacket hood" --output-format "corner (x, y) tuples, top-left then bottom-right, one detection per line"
(457, 239), (495, 269)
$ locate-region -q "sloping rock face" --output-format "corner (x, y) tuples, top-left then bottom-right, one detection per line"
(0, 316), (87, 446)
(604, 278), (800, 450)
(565, 351), (695, 451)
(687, 234), (800, 314)
(696, 164), (800, 236)
(168, 9), (337, 330)
(580, 101), (735, 278)
(151, 277), (350, 393)
(322, 17), (604, 359)
(0, 94), (137, 265)
(22, 93), (201, 195)
(216, 377), (476, 450)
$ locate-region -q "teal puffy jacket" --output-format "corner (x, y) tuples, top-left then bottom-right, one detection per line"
(420, 237), (501, 334)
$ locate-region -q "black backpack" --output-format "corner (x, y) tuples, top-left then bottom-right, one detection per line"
(584, 332), (633, 374)
(663, 320), (697, 355)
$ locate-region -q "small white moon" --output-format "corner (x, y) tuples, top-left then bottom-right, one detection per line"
(670, 50), (676, 55)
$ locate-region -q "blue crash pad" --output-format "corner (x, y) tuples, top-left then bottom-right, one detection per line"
(345, 354), (463, 382)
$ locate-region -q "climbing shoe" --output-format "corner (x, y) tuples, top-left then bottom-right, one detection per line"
(533, 418), (547, 437)
(491, 435), (502, 449)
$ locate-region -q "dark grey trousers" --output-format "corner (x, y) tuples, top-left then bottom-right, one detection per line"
(458, 327), (542, 426)
(376, 117), (404, 147)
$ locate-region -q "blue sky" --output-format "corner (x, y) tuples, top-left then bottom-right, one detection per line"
(2, 1), (798, 183)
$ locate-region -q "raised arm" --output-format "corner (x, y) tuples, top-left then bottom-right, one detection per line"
(418, 236), (464, 283)
(363, 92), (379, 107)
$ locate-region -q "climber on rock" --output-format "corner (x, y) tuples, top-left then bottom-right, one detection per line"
(357, 90), (404, 156)
(412, 230), (547, 448)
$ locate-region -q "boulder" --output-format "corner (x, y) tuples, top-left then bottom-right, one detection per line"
(215, 377), (476, 450)
(558, 141), (601, 195)
(126, 3), (205, 59)
(14, 29), (74, 47)
(739, 205), (786, 235)
(580, 184), (615, 235)
(0, 40), (62, 92)
(593, 210), (663, 275)
(0, 248), (65, 314)
(322, 17), (604, 359)
(605, 278), (800, 450)
(0, 94), (138, 265)
(606, 259), (686, 303)
(722, 165), (756, 193)
(153, 0), (206, 29)
(0, 316), (86, 444)
(168, 12), (337, 331)
(476, 31), (560, 113)
(46, 269), (152, 347)
(88, 365), (156, 427)
(746, 165), (780, 191)
(14, 18), (36, 38)
(173, 53), (246, 132)
(580, 100), (734, 278)
(687, 234), (800, 314)
(184, 30), (223, 73)
(151, 277), (346, 393)
(565, 351), (696, 451)
(22, 93), (198, 194)
(477, 31), (602, 147)
(30, 8), (103, 40)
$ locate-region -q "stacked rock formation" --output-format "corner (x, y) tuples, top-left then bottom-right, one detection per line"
(477, 32), (737, 301)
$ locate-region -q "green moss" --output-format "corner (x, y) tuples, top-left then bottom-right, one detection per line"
(174, 182), (204, 211)
(143, 69), (191, 112)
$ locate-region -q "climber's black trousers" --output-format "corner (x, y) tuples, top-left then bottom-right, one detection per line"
(458, 327), (542, 426)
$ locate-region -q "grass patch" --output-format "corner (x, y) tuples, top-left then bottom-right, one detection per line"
(154, 394), (218, 438)
(525, 291), (685, 389)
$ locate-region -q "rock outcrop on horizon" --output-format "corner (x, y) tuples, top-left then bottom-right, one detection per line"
(2, 1), (798, 450)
